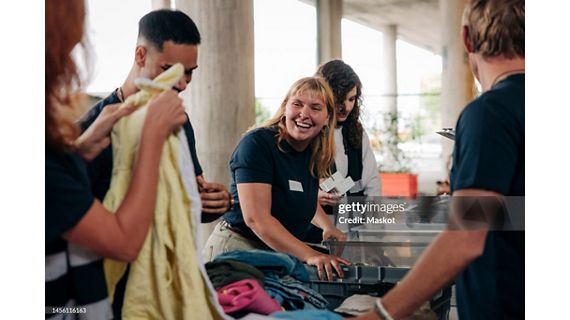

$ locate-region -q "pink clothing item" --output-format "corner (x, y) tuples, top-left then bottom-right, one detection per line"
(217, 279), (282, 315)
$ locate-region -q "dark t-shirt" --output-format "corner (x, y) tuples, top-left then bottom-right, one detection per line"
(46, 149), (94, 243)
(79, 91), (203, 200)
(450, 74), (524, 319)
(223, 127), (319, 242)
(46, 146), (109, 316)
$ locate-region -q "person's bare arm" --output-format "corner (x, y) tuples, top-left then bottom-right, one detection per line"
(239, 183), (318, 259)
(75, 103), (135, 162)
(238, 183), (350, 280)
(356, 189), (500, 320)
(64, 91), (187, 262)
(311, 205), (347, 242)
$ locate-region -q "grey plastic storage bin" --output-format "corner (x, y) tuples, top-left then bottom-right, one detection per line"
(304, 264), (451, 320)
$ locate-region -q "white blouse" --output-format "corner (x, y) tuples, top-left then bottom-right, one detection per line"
(333, 127), (381, 198)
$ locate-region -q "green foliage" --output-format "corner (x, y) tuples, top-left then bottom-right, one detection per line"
(409, 114), (428, 141)
(421, 89), (442, 124)
(408, 90), (441, 142)
(378, 112), (412, 173)
(255, 100), (270, 125)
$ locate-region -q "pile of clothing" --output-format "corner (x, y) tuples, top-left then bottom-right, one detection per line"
(206, 250), (329, 318)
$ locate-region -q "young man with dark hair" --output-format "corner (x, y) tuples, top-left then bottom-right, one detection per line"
(81, 9), (232, 217)
(80, 9), (232, 318)
(357, 0), (524, 319)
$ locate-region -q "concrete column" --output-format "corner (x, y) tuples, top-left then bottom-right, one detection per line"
(176, 0), (256, 246)
(382, 24), (398, 124)
(378, 25), (400, 171)
(152, 0), (171, 10)
(380, 25), (400, 170)
(440, 0), (475, 162)
(316, 0), (343, 64)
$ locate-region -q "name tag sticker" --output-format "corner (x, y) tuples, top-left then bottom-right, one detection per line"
(289, 180), (304, 192)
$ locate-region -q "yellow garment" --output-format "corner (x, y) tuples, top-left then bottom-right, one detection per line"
(103, 64), (221, 320)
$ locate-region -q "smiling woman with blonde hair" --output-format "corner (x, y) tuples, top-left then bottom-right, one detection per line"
(261, 77), (337, 178)
(204, 77), (350, 281)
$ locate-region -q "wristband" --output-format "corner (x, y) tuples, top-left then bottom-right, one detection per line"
(226, 191), (235, 211)
(374, 299), (394, 320)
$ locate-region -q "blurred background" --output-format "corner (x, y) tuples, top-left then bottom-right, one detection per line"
(81, 0), (477, 196)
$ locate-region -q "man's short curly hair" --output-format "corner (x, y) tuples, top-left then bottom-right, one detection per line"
(138, 9), (201, 51)
(462, 0), (524, 58)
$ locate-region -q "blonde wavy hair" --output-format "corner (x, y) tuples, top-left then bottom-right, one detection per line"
(260, 77), (336, 179)
(462, 0), (524, 59)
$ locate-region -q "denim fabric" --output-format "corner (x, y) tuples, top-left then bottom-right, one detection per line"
(271, 310), (342, 320)
(213, 250), (327, 311)
(264, 275), (328, 310)
(213, 250), (309, 282)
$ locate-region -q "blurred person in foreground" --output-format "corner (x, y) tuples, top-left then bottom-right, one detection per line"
(46, 1), (186, 318)
(356, 0), (524, 319)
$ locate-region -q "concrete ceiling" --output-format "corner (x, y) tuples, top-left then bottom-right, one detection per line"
(301, 0), (441, 54)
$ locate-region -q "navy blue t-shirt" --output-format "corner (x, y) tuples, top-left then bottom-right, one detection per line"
(79, 91), (203, 200)
(450, 74), (524, 319)
(223, 127), (319, 242)
(46, 148), (94, 243)
(46, 146), (108, 312)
